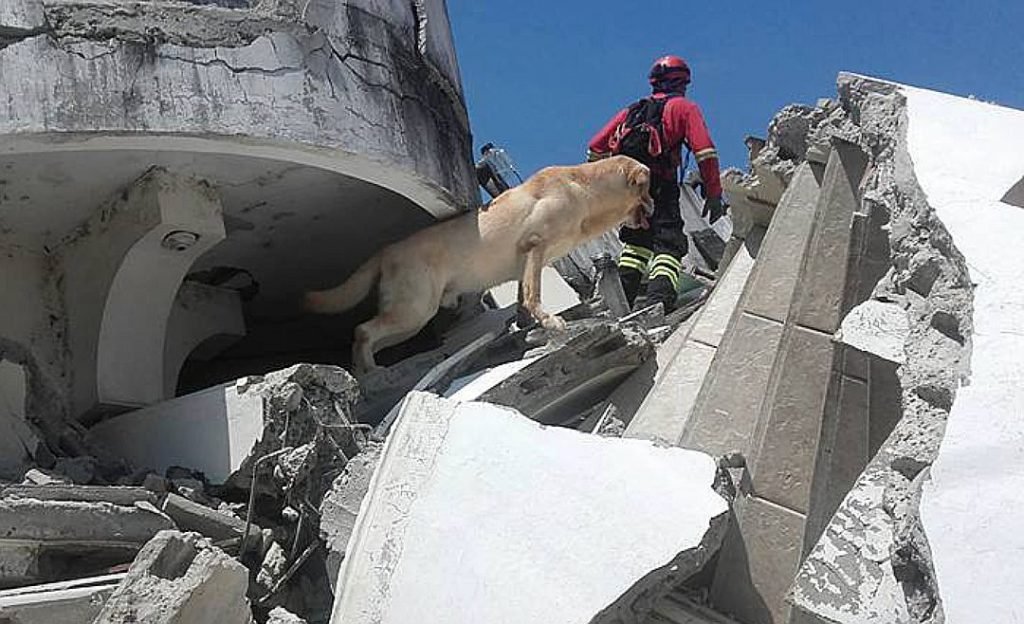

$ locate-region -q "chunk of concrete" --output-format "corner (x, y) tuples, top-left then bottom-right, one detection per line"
(267, 606), (308, 624)
(0, 484), (158, 507)
(331, 392), (729, 624)
(836, 299), (909, 364)
(93, 530), (253, 624)
(90, 364), (361, 488)
(0, 573), (125, 624)
(318, 443), (383, 592)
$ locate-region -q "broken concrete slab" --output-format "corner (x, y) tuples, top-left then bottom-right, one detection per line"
(331, 392), (728, 624)
(93, 530), (253, 624)
(0, 484), (158, 507)
(904, 82), (1024, 624)
(319, 443), (383, 592)
(0, 573), (124, 624)
(474, 322), (655, 425)
(90, 364), (361, 488)
(0, 497), (174, 587)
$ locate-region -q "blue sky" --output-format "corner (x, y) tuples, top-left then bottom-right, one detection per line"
(447, 0), (1024, 177)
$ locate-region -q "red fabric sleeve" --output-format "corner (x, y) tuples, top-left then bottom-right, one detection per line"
(588, 108), (628, 156)
(663, 99), (723, 198)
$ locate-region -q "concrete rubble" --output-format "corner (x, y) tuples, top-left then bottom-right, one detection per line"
(93, 530), (254, 624)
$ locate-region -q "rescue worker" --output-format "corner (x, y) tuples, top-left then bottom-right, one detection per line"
(587, 55), (725, 311)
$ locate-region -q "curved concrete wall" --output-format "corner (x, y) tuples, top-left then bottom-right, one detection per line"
(0, 0), (475, 211)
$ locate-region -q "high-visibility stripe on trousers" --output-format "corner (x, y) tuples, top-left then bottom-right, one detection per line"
(617, 243), (654, 273)
(648, 253), (682, 290)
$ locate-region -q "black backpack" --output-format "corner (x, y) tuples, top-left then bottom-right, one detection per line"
(608, 96), (677, 167)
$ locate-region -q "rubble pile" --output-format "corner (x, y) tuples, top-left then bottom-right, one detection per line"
(0, 238), (733, 623)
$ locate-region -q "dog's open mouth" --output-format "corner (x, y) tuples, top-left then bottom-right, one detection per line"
(625, 202), (654, 229)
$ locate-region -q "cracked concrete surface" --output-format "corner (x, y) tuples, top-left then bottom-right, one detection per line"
(0, 0), (475, 209)
(791, 73), (974, 624)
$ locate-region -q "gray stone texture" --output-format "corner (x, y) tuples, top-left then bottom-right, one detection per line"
(1000, 174), (1024, 208)
(681, 313), (783, 458)
(93, 530), (254, 624)
(793, 142), (869, 332)
(749, 326), (836, 514)
(743, 163), (824, 322)
(710, 496), (805, 624)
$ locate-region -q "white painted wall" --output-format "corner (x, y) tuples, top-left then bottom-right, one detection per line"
(907, 85), (1024, 624)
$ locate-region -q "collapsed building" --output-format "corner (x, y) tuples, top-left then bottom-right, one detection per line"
(2, 1), (1023, 623)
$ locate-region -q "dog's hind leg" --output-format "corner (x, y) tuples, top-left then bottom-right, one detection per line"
(351, 262), (443, 374)
(519, 234), (566, 331)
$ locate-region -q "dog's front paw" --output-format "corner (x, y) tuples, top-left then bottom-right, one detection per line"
(541, 314), (567, 331)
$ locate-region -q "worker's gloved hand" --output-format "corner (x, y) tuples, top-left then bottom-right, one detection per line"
(587, 149), (610, 162)
(702, 195), (727, 224)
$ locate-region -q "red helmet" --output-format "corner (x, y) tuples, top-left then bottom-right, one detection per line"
(649, 55), (691, 85)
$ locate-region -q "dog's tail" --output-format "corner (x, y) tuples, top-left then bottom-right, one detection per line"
(304, 254), (382, 314)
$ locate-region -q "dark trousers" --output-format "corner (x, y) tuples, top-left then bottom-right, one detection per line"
(616, 177), (687, 308)
(618, 177), (687, 258)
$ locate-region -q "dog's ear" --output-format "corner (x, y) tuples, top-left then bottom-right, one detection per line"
(627, 164), (650, 188)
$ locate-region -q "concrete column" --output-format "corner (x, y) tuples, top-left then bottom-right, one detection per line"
(59, 168), (225, 416)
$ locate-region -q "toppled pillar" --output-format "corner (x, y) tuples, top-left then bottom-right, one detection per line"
(90, 364), (361, 488)
(93, 530), (253, 624)
(331, 392), (728, 624)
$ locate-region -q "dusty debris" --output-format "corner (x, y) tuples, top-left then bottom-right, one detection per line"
(93, 530), (254, 624)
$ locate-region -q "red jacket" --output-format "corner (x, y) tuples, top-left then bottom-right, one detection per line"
(588, 93), (722, 198)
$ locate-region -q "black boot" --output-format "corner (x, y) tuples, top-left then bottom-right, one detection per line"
(617, 267), (644, 308)
(646, 275), (677, 313)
